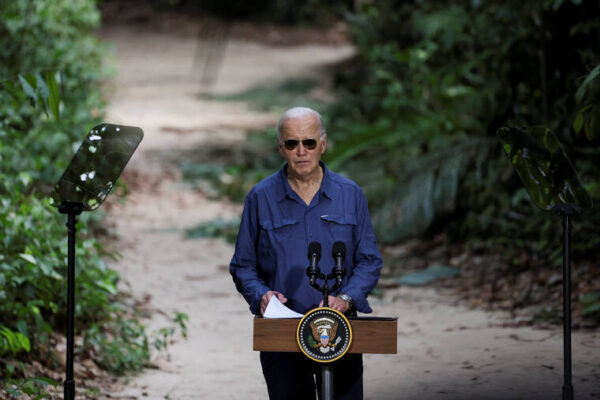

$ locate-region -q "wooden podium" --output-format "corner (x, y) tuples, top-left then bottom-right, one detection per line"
(254, 316), (397, 354)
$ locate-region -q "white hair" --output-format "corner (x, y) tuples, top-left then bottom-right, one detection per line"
(277, 107), (326, 141)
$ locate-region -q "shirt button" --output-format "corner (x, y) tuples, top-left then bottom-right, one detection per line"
(309, 233), (313, 238)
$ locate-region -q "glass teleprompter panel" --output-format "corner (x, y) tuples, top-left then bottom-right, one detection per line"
(50, 123), (143, 211)
(497, 126), (591, 211)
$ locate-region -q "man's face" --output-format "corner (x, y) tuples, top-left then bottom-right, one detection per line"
(278, 114), (327, 179)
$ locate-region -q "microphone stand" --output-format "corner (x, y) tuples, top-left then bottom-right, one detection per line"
(307, 262), (345, 307)
(306, 250), (346, 400)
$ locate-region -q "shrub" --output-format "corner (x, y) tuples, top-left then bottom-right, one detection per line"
(0, 1), (185, 392)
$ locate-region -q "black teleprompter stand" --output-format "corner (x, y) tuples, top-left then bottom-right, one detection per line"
(306, 245), (346, 400)
(554, 203), (580, 400)
(51, 123), (143, 400)
(58, 201), (84, 400)
(497, 126), (593, 400)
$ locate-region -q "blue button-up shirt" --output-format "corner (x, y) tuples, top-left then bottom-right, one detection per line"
(230, 162), (382, 315)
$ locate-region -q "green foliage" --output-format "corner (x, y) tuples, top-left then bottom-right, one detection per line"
(573, 65), (600, 142)
(0, 186), (124, 355)
(84, 319), (150, 374)
(82, 311), (189, 374)
(175, 2), (600, 278)
(1, 376), (58, 400)
(325, 0), (600, 267)
(1, 0), (106, 187)
(185, 218), (241, 244)
(205, 78), (323, 115)
(180, 126), (282, 202)
(151, 313), (189, 353)
(0, 0), (183, 388)
(1, 0), (109, 372)
(173, 312), (189, 339)
(181, 163), (260, 202)
(580, 292), (600, 322)
(364, 136), (497, 243)
(0, 327), (31, 356)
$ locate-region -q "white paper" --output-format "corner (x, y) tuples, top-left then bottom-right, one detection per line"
(263, 295), (304, 319)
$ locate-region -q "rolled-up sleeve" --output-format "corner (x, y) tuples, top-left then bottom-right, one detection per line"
(230, 192), (270, 315)
(340, 189), (382, 313)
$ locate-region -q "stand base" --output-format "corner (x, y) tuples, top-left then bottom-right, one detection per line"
(64, 379), (75, 400)
(562, 385), (573, 400)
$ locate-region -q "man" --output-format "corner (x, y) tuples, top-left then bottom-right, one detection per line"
(230, 107), (382, 400)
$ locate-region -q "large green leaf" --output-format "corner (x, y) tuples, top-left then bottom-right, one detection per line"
(18, 74), (36, 102)
(45, 72), (61, 123)
(575, 65), (600, 104)
(370, 136), (496, 243)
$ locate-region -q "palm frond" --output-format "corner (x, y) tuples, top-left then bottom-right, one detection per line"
(369, 136), (497, 244)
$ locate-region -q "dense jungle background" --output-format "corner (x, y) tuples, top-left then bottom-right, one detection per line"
(1, 0), (599, 397)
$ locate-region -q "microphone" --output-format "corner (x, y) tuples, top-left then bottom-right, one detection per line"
(332, 241), (346, 285)
(307, 242), (321, 286)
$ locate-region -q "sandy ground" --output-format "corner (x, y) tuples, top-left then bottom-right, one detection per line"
(98, 25), (600, 400)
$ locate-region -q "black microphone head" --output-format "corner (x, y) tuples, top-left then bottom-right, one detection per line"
(308, 242), (321, 260)
(332, 241), (346, 258)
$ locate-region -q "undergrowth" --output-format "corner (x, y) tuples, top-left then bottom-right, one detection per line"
(1, 1), (188, 397)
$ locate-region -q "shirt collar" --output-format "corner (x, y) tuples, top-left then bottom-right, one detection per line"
(320, 162), (334, 200)
(276, 161), (334, 202)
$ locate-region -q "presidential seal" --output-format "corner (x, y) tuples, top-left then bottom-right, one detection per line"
(296, 307), (352, 363)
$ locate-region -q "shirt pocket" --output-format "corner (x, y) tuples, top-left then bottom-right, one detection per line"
(320, 214), (357, 242)
(260, 218), (298, 232)
(259, 218), (299, 255)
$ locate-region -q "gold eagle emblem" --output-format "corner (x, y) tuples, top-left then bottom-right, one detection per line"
(310, 317), (338, 349)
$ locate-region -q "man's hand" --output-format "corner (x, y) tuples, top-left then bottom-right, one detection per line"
(319, 295), (350, 313)
(260, 290), (288, 316)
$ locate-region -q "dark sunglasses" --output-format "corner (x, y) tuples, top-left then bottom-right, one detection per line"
(283, 139), (318, 151)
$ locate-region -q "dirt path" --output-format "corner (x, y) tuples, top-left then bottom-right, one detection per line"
(98, 26), (599, 400)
